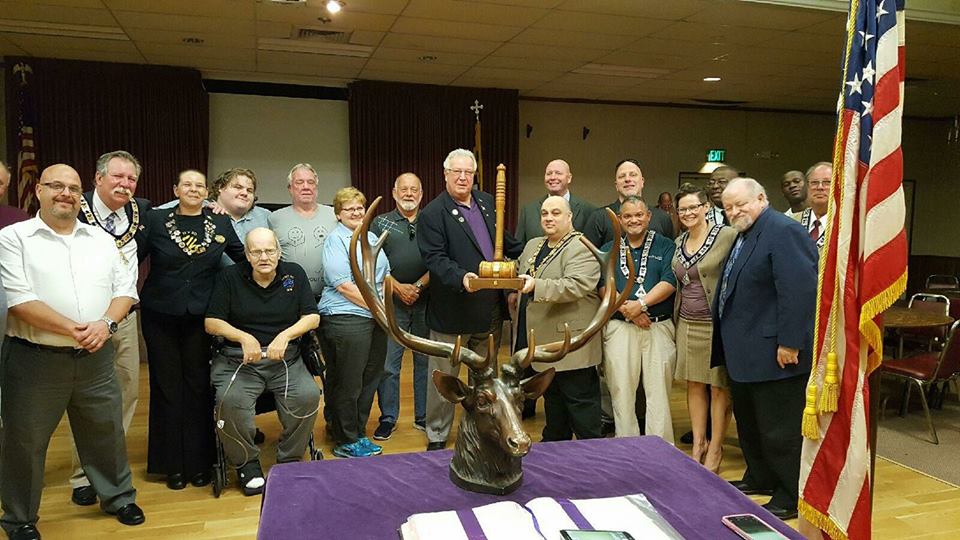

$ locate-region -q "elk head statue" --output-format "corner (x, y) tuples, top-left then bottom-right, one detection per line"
(350, 198), (633, 495)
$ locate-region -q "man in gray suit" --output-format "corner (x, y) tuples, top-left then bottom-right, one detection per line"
(515, 159), (596, 245)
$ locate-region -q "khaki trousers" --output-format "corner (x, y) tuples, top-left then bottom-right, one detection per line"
(68, 311), (140, 489)
(601, 318), (677, 443)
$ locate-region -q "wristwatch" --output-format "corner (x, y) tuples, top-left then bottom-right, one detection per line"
(100, 316), (119, 335)
(638, 298), (649, 313)
(414, 280), (424, 290)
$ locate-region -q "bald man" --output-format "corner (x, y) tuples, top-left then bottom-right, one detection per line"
(515, 159), (596, 246)
(0, 164), (144, 537)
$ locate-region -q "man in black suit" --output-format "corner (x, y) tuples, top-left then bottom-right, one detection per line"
(515, 159), (596, 245)
(71, 150), (151, 507)
(712, 177), (817, 520)
(417, 148), (523, 451)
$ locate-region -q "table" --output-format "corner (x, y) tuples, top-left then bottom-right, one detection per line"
(259, 436), (802, 540)
(884, 305), (954, 359)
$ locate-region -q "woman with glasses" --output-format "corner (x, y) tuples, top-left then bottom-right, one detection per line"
(318, 187), (391, 458)
(138, 170), (245, 490)
(671, 183), (737, 474)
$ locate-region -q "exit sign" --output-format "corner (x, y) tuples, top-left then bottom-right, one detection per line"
(707, 149), (726, 162)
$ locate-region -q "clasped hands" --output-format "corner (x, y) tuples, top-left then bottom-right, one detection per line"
(238, 332), (292, 364)
(619, 300), (652, 328)
(392, 282), (421, 306)
(72, 320), (112, 352)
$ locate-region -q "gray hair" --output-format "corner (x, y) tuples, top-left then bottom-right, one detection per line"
(443, 148), (477, 171)
(619, 195), (649, 212)
(805, 161), (832, 180)
(724, 177), (767, 198)
(287, 163), (318, 186)
(96, 150), (142, 178)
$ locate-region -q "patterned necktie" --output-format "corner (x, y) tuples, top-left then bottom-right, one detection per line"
(718, 235), (745, 319)
(103, 212), (117, 235)
(809, 218), (820, 241)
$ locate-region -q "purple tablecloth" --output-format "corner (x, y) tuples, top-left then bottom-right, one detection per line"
(259, 436), (801, 539)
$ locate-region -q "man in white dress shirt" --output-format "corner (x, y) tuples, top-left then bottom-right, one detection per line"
(0, 164), (144, 539)
(791, 162), (831, 250)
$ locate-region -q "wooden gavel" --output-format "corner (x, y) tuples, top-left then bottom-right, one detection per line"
(472, 164), (523, 290)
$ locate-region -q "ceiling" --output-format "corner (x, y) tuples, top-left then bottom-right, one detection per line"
(1, 0), (958, 117)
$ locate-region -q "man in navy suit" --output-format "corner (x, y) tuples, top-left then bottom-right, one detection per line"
(417, 148), (522, 451)
(712, 177), (817, 521)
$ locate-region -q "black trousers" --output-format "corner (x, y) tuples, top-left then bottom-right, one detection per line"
(729, 374), (807, 509)
(319, 314), (386, 444)
(141, 309), (215, 477)
(542, 366), (602, 442)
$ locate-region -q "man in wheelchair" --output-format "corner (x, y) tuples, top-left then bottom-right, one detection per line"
(205, 228), (322, 496)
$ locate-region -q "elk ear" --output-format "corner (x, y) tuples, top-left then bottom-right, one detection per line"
(433, 370), (470, 404)
(521, 368), (555, 400)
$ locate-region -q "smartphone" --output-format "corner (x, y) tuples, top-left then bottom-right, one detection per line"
(559, 531), (635, 540)
(721, 514), (789, 540)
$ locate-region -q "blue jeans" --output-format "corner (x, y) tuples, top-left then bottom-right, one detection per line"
(376, 301), (428, 424)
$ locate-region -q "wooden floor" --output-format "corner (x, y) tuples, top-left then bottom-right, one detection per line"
(28, 357), (960, 539)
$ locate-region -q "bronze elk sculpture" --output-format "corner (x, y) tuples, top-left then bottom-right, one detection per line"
(349, 198), (633, 495)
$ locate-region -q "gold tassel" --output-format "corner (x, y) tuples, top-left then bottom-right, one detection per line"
(818, 351), (840, 413)
(802, 383), (820, 440)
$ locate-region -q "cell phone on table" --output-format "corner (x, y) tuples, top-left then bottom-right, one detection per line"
(559, 531), (635, 540)
(722, 514), (788, 539)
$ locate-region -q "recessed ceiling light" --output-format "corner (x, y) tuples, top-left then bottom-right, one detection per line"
(326, 0), (343, 14)
(703, 77), (721, 82)
(182, 37), (204, 44)
(418, 55), (438, 62)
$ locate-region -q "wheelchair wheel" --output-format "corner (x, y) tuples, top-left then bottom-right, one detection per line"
(212, 461), (226, 498)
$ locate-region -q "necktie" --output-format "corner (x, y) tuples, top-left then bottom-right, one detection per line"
(809, 218), (820, 241)
(103, 212), (117, 235)
(718, 236), (744, 319)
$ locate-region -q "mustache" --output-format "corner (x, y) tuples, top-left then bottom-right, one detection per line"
(113, 188), (133, 198)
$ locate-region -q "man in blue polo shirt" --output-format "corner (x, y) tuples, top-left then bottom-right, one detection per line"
(601, 196), (678, 443)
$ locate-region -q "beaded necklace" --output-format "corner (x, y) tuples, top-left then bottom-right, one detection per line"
(619, 230), (655, 298)
(165, 208), (217, 256)
(526, 231), (580, 276)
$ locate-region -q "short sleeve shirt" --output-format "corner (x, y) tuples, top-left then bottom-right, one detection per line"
(602, 231), (677, 319)
(269, 204), (339, 296)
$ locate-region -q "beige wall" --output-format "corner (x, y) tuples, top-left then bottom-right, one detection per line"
(517, 100), (957, 256)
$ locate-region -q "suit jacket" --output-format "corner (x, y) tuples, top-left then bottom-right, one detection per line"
(77, 192), (152, 259)
(515, 234), (602, 373)
(417, 190), (522, 335)
(672, 225), (737, 320)
(710, 207), (818, 383)
(515, 193), (597, 246)
(139, 207), (245, 316)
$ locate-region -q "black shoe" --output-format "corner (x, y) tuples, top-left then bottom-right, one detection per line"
(71, 485), (97, 506)
(521, 399), (537, 420)
(426, 441), (446, 451)
(110, 503), (146, 526)
(253, 428), (266, 445)
(762, 501), (798, 520)
(190, 471), (212, 487)
(237, 460), (265, 496)
(679, 430), (694, 444)
(730, 480), (775, 496)
(8, 524), (41, 540)
(166, 473), (187, 490)
(600, 420), (616, 437)
(373, 421), (396, 441)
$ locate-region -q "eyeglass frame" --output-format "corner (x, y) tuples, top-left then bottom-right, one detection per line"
(39, 181), (83, 196)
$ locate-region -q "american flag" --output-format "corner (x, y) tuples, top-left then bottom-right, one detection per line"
(799, 1), (907, 539)
(13, 62), (39, 213)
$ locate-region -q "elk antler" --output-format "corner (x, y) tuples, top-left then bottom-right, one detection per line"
(350, 197), (491, 373)
(512, 208), (635, 370)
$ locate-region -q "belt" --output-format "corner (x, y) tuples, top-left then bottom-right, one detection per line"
(10, 336), (91, 357)
(612, 313), (672, 323)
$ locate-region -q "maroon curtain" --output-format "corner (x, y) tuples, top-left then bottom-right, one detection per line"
(4, 57), (208, 205)
(348, 80), (519, 224)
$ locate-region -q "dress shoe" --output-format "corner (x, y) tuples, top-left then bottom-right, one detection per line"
(254, 428), (266, 445)
(190, 471), (212, 487)
(71, 485), (97, 506)
(8, 524), (41, 540)
(729, 480), (774, 496)
(679, 430), (694, 444)
(762, 501), (798, 520)
(109, 503), (146, 526)
(166, 473), (187, 490)
(426, 441), (446, 451)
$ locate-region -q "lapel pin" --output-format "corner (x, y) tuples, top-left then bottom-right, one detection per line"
(451, 209), (459, 216)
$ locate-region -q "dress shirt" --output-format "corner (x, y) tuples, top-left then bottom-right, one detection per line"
(0, 217), (138, 347)
(92, 190), (138, 275)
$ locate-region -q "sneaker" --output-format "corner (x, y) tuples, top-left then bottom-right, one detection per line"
(373, 421), (396, 441)
(359, 437), (383, 455)
(413, 419), (426, 432)
(332, 440), (374, 458)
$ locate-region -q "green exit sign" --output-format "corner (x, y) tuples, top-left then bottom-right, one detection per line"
(707, 149), (726, 162)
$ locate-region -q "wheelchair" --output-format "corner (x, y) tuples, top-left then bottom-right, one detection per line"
(210, 330), (327, 498)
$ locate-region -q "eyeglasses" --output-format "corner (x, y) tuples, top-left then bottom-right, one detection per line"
(677, 203), (704, 215)
(247, 248), (279, 258)
(809, 180), (832, 188)
(341, 206), (365, 215)
(445, 169), (475, 178)
(40, 182), (82, 195)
